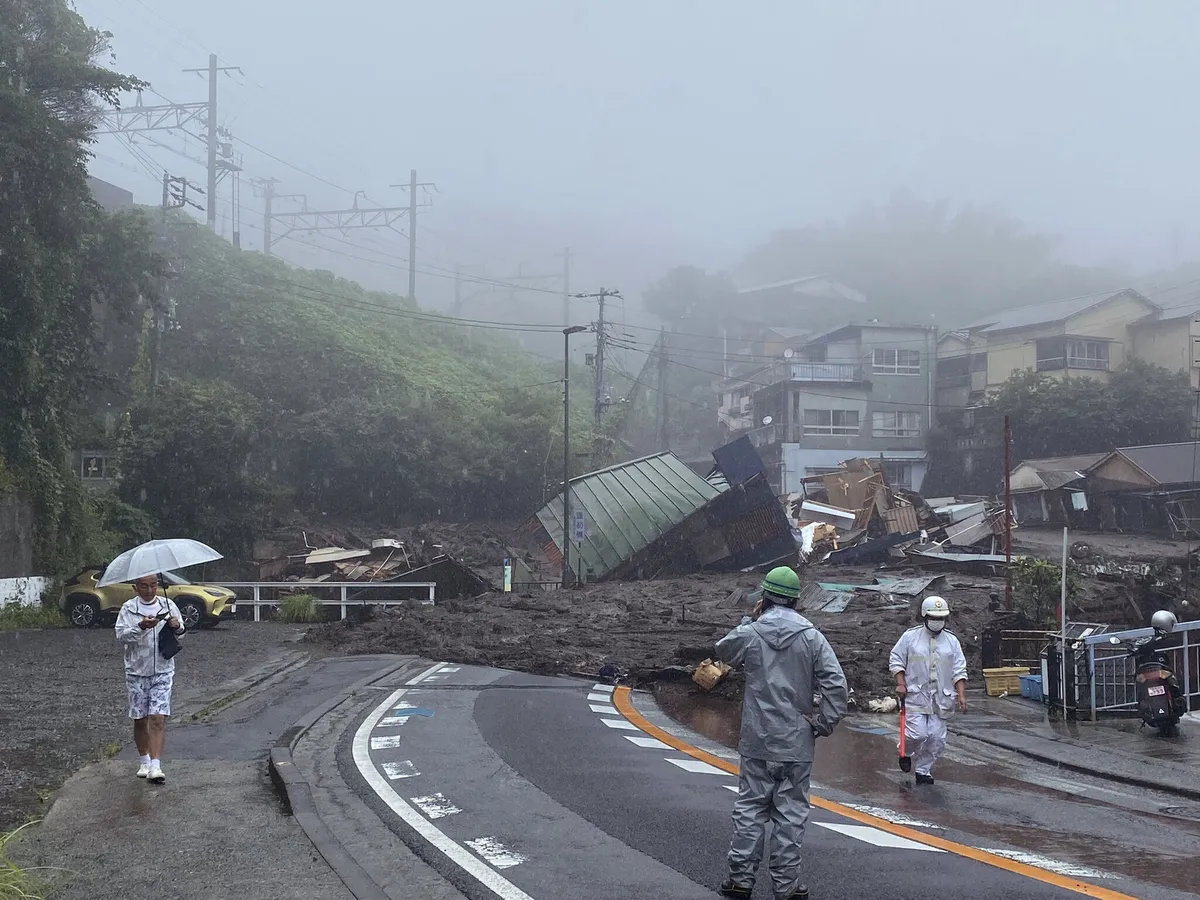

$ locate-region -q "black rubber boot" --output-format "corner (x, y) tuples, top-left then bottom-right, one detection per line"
(915, 772), (935, 785)
(719, 880), (753, 898)
(785, 887), (810, 900)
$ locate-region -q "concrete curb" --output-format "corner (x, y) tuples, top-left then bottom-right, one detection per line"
(948, 725), (1200, 802)
(267, 655), (424, 900)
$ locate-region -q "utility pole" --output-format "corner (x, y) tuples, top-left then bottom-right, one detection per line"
(154, 172), (202, 396)
(556, 247), (572, 327)
(562, 325), (588, 588)
(1004, 413), (1014, 611)
(251, 177), (280, 253)
(390, 171), (436, 299)
(182, 54), (242, 231)
(655, 328), (670, 450)
(576, 288), (622, 426)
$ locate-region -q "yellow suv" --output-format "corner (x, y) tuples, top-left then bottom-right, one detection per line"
(60, 567), (237, 629)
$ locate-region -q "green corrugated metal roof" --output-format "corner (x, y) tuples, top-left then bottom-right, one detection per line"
(536, 452), (725, 580)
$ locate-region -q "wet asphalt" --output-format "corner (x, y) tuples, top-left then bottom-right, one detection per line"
(12, 655), (387, 900)
(344, 663), (1200, 900)
(14, 653), (1200, 900)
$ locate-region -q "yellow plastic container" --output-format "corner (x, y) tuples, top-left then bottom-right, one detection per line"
(983, 666), (1031, 697)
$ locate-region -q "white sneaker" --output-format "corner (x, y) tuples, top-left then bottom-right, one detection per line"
(148, 763), (165, 784)
(136, 762), (150, 778)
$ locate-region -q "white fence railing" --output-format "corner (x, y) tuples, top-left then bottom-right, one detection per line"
(213, 581), (436, 622)
(1083, 620), (1200, 718)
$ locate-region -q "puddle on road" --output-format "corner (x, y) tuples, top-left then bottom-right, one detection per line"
(654, 682), (1200, 895)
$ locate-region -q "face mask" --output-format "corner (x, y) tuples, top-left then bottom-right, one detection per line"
(926, 619), (945, 633)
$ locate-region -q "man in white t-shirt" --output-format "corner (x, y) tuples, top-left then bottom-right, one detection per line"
(115, 574), (185, 784)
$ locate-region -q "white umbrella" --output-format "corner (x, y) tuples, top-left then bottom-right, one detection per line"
(98, 539), (224, 587)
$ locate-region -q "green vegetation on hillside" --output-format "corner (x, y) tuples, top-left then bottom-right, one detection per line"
(115, 222), (597, 555)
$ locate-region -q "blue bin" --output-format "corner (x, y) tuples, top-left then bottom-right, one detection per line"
(1019, 674), (1043, 702)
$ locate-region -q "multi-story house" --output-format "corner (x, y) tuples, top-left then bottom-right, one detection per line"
(742, 323), (937, 494)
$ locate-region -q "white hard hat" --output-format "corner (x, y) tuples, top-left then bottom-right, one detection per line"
(1151, 609), (1177, 633)
(921, 596), (951, 619)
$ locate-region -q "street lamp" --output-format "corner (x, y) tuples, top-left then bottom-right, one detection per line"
(562, 325), (588, 588)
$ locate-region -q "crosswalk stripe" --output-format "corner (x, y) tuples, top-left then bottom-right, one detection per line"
(665, 758), (727, 776)
(587, 693), (612, 702)
(370, 735), (403, 750)
(814, 822), (944, 852)
(589, 703), (618, 714)
(625, 735), (672, 750)
(601, 718), (639, 731)
(591, 684), (615, 693)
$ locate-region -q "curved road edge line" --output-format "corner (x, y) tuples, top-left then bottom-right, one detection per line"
(350, 664), (538, 900)
(611, 686), (1135, 900)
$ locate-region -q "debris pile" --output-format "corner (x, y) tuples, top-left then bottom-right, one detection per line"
(253, 533), (498, 600)
(786, 458), (1016, 572)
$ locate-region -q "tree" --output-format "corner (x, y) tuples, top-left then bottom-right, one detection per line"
(0, 0), (164, 570)
(991, 362), (1194, 463)
(642, 266), (737, 329)
(736, 190), (1126, 326)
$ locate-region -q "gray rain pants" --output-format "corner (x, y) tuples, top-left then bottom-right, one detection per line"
(727, 756), (812, 899)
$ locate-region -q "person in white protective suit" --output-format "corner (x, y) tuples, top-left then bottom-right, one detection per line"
(715, 566), (849, 900)
(889, 595), (968, 785)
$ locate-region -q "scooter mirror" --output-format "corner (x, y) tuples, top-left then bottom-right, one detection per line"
(1108, 636), (1121, 645)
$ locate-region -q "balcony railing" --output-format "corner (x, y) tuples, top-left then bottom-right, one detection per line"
(786, 362), (861, 383)
(748, 423), (805, 447)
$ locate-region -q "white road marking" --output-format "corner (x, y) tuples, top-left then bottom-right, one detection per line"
(724, 785), (738, 793)
(981, 849), (1118, 879)
(406, 664), (445, 686)
(411, 793), (462, 819)
(424, 674), (448, 679)
(586, 692), (613, 703)
(440, 666), (461, 672)
(591, 684), (614, 693)
(589, 703), (618, 714)
(464, 837), (527, 869)
(814, 822), (945, 852)
(665, 758), (728, 776)
(624, 735), (672, 750)
(377, 716), (411, 727)
(352, 674), (536, 900)
(601, 718), (639, 731)
(370, 734), (403, 750)
(842, 804), (943, 830)
(382, 760), (420, 780)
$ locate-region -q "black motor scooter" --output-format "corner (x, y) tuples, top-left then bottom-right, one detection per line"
(1107, 634), (1186, 736)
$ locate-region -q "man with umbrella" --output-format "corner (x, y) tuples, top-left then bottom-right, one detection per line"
(115, 575), (185, 783)
(105, 539), (222, 785)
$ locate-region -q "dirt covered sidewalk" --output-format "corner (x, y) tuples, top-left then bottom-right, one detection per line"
(306, 568), (1005, 699)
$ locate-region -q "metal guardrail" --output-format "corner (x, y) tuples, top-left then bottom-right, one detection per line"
(1083, 620), (1200, 719)
(212, 581), (437, 622)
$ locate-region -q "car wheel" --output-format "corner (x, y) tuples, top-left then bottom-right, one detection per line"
(176, 597), (205, 631)
(66, 595), (101, 628)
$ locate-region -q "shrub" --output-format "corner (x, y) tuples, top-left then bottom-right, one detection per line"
(1012, 557), (1081, 628)
(0, 603), (67, 632)
(276, 593), (324, 623)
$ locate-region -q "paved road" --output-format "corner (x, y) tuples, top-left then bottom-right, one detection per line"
(343, 662), (1191, 900)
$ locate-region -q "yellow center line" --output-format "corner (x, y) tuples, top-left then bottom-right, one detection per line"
(612, 686), (1136, 900)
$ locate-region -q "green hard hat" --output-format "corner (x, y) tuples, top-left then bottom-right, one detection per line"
(761, 566), (802, 600)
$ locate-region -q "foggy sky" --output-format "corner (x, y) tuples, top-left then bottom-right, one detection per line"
(80, 0), (1200, 312)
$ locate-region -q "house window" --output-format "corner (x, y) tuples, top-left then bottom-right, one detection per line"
(80, 453), (109, 480)
(971, 352), (988, 372)
(872, 411), (922, 437)
(872, 348), (921, 375)
(1066, 339), (1109, 371)
(803, 409), (859, 436)
(1035, 338), (1066, 372)
(884, 463), (914, 490)
(805, 345), (828, 363)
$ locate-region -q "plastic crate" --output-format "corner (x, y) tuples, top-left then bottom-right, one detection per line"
(1019, 674), (1043, 702)
(983, 666), (1030, 697)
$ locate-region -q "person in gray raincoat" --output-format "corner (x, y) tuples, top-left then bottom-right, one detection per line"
(715, 566), (849, 900)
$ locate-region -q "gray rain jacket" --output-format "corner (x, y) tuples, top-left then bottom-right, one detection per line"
(716, 604), (849, 762)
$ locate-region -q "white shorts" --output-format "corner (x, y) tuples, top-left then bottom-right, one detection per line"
(126, 672), (174, 719)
